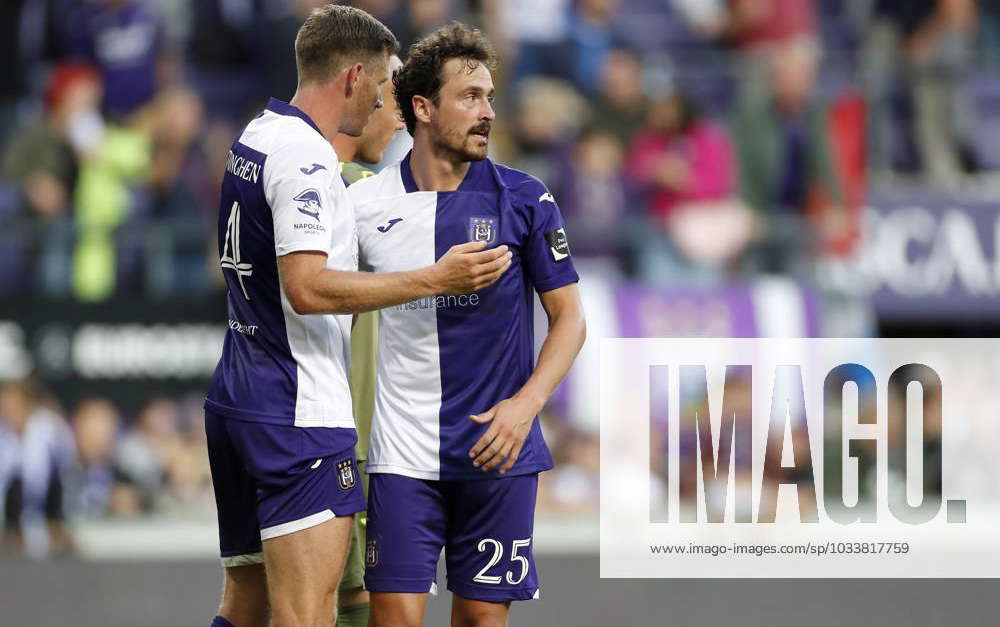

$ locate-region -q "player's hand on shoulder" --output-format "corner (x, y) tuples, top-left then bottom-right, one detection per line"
(431, 241), (512, 295)
(467, 395), (540, 474)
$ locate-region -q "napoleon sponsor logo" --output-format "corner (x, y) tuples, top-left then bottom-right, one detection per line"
(336, 459), (356, 490)
(365, 539), (378, 568)
(545, 227), (570, 261)
(294, 189), (322, 221)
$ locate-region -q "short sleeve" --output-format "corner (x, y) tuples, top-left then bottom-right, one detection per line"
(520, 179), (580, 294)
(264, 143), (338, 257)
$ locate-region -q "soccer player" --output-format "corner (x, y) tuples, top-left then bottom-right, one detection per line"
(203, 7), (512, 627)
(330, 53), (406, 627)
(349, 23), (587, 627)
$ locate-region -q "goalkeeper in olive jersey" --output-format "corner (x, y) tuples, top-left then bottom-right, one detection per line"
(330, 53), (406, 627)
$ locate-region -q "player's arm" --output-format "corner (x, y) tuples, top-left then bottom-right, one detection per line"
(278, 242), (511, 315)
(468, 283), (586, 473)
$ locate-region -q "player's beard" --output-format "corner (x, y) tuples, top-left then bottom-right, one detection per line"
(432, 119), (490, 163)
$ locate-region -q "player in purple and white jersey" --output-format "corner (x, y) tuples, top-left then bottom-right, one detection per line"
(203, 8), (512, 627)
(348, 23), (587, 627)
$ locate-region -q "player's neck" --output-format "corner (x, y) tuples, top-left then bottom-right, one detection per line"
(332, 134), (359, 163)
(410, 135), (470, 192)
(290, 87), (344, 146)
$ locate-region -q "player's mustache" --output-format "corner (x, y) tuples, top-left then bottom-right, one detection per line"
(469, 122), (491, 136)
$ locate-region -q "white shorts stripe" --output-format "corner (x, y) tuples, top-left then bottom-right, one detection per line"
(259, 509), (335, 541)
(221, 552), (264, 568)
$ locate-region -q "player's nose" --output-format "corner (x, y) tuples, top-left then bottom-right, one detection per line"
(480, 99), (495, 122)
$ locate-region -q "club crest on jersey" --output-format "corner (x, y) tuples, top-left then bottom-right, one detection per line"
(294, 189), (322, 221)
(469, 216), (496, 244)
(365, 539), (378, 567)
(336, 459), (356, 490)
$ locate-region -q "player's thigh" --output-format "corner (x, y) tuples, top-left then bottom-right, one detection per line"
(240, 423), (364, 622)
(450, 595), (510, 627)
(369, 592), (429, 627)
(364, 474), (446, 595)
(263, 514), (354, 604)
(444, 474), (541, 603)
(219, 564), (269, 627)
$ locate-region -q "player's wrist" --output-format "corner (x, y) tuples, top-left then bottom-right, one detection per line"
(513, 390), (547, 414)
(413, 265), (442, 296)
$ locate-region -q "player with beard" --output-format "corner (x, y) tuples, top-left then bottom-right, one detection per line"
(204, 8), (511, 627)
(329, 53), (405, 627)
(348, 22), (587, 627)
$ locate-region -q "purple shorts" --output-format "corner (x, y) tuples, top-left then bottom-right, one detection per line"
(364, 473), (540, 602)
(205, 410), (365, 566)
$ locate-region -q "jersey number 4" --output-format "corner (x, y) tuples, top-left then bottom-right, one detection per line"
(473, 538), (531, 586)
(221, 201), (253, 300)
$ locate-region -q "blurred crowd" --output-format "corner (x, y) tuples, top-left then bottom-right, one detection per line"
(1, 0), (998, 557)
(2, 0), (999, 299)
(0, 379), (211, 558)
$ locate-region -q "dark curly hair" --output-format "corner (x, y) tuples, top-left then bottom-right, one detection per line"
(393, 22), (498, 136)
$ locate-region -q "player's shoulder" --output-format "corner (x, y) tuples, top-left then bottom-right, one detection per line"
(244, 111), (336, 171)
(491, 161), (555, 208)
(347, 161), (407, 209)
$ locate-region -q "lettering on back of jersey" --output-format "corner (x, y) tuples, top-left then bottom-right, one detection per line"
(226, 151), (261, 184)
(545, 228), (570, 261)
(220, 201), (253, 299)
(294, 189), (322, 221)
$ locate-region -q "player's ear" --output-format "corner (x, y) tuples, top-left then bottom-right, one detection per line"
(413, 94), (433, 126)
(344, 62), (363, 98)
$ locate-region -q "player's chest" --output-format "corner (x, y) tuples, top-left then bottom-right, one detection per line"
(359, 191), (525, 272)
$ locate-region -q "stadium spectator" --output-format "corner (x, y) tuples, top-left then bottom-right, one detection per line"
(627, 90), (752, 285)
(187, 0), (267, 121)
(567, 0), (624, 95)
(483, 0), (572, 84)
(551, 125), (633, 264)
(0, 380), (76, 559)
(63, 0), (166, 121)
(588, 48), (647, 146)
(0, 63), (103, 297)
(862, 0), (977, 183)
(722, 0), (819, 55)
(71, 398), (139, 519)
(731, 39), (848, 274)
(510, 77), (589, 184)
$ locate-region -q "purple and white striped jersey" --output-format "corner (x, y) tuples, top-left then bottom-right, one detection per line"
(205, 99), (359, 432)
(350, 153), (579, 480)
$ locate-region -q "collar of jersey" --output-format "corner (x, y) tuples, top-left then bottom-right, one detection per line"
(265, 98), (323, 137)
(400, 151), (495, 194)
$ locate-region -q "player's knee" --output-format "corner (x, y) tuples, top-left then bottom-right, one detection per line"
(219, 564), (269, 627)
(452, 603), (508, 627)
(369, 598), (422, 627)
(453, 615), (507, 627)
